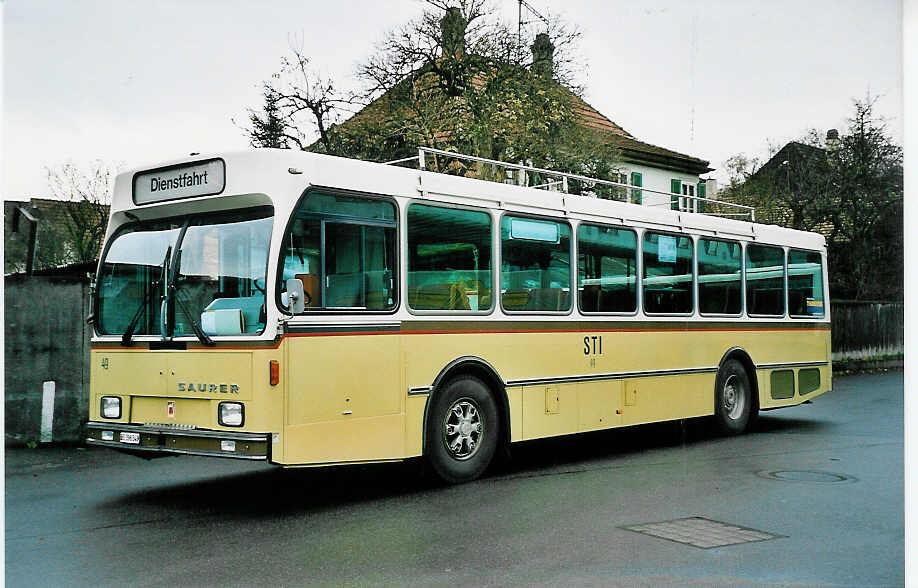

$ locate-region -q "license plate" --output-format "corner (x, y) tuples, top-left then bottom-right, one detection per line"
(119, 431), (140, 445)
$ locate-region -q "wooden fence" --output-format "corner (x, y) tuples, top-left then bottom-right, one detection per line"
(830, 301), (904, 359)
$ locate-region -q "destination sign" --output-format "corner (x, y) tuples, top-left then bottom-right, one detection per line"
(133, 159), (225, 204)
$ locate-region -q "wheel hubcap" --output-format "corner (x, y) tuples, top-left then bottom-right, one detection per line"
(723, 374), (746, 420)
(444, 399), (483, 460)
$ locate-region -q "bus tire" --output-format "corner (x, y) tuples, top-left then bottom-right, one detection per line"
(714, 359), (753, 435)
(426, 375), (499, 484)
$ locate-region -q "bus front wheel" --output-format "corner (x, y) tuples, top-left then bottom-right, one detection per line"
(714, 359), (753, 435)
(426, 376), (499, 484)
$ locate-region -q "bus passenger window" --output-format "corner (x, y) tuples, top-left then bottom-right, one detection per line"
(746, 244), (785, 316)
(279, 192), (397, 312)
(577, 224), (637, 313)
(698, 238), (742, 315)
(501, 216), (571, 312)
(407, 204), (492, 311)
(642, 232), (694, 314)
(788, 249), (824, 317)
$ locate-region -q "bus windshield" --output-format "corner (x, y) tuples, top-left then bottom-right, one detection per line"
(96, 207), (273, 338)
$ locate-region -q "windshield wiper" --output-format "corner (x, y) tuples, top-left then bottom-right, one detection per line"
(121, 246), (171, 346)
(120, 294), (150, 346)
(170, 249), (215, 347)
(174, 291), (215, 346)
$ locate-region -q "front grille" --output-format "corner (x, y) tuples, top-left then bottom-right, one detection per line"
(143, 422), (196, 430)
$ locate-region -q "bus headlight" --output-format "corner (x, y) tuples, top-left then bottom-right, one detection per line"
(101, 396), (121, 419)
(218, 402), (244, 427)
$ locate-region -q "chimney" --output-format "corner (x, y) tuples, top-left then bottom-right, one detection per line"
(826, 128), (840, 152)
(440, 7), (466, 59)
(531, 33), (554, 80)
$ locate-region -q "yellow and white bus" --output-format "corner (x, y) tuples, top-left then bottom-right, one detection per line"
(86, 148), (831, 483)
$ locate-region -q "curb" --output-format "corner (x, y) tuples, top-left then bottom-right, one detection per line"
(833, 358), (903, 374)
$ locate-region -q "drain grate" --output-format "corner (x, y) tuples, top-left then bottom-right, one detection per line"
(757, 470), (856, 484)
(622, 517), (783, 549)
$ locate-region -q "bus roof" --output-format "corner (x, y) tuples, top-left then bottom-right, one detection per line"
(110, 149), (826, 251)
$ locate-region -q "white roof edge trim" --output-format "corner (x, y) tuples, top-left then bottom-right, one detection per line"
(110, 149), (827, 251)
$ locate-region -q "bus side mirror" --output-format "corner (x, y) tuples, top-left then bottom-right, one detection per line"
(286, 278), (306, 314)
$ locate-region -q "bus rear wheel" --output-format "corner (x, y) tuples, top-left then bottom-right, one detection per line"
(426, 375), (499, 484)
(714, 359), (753, 435)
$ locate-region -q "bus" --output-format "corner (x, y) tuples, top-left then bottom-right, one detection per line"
(86, 148), (831, 483)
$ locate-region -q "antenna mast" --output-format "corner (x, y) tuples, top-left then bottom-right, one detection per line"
(517, 0), (549, 62)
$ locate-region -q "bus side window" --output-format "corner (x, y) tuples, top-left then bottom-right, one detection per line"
(406, 204), (492, 311)
(698, 238), (742, 315)
(279, 193), (397, 312)
(577, 224), (637, 314)
(500, 216), (571, 312)
(281, 217), (322, 308)
(788, 249), (824, 317)
(642, 232), (694, 314)
(746, 244), (785, 317)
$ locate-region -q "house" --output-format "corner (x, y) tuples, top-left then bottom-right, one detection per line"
(4, 198), (109, 275)
(325, 7), (715, 212)
(568, 87), (714, 211)
(734, 132), (838, 235)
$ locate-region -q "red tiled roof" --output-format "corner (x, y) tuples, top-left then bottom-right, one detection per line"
(327, 58), (711, 174)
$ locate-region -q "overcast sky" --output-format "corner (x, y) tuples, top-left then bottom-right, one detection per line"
(2, 0), (903, 199)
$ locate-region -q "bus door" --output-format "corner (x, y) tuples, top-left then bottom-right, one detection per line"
(279, 194), (403, 464)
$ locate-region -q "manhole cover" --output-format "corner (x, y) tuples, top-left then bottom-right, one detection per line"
(621, 517), (783, 549)
(757, 470), (856, 484)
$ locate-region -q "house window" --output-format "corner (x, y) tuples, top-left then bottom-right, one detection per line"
(630, 172), (643, 204)
(611, 171), (629, 201)
(671, 179), (698, 212)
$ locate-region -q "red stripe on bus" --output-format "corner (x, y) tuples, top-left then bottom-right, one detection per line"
(91, 325), (830, 350)
(283, 325), (831, 337)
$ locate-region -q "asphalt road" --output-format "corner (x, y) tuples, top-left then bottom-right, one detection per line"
(5, 371), (904, 587)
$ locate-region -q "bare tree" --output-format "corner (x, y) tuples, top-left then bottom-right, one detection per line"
(243, 42), (358, 153)
(241, 2), (619, 186)
(346, 0), (615, 174)
(45, 160), (115, 265)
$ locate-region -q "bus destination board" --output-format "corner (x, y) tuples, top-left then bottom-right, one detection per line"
(133, 159), (225, 204)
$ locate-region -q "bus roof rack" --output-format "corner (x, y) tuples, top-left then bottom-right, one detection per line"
(385, 146), (755, 222)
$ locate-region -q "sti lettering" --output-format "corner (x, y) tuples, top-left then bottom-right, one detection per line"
(583, 335), (602, 355)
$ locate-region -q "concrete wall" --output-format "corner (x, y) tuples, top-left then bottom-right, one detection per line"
(4, 275), (91, 444)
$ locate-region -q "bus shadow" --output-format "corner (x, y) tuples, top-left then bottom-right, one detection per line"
(104, 414), (834, 518)
(103, 459), (435, 519)
(752, 414), (835, 435)
(497, 413), (836, 477)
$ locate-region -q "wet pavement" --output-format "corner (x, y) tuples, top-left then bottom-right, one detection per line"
(5, 371), (904, 587)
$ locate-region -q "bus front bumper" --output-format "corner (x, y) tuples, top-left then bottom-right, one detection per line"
(86, 422), (269, 460)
